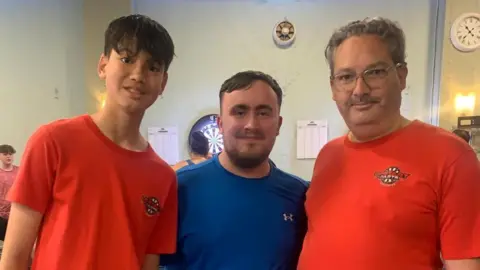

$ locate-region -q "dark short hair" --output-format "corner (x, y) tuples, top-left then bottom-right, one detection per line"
(219, 70), (283, 108)
(189, 131), (210, 156)
(104, 14), (175, 71)
(0, 144), (16, 154)
(452, 129), (471, 143)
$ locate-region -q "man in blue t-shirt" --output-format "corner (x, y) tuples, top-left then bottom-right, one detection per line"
(161, 70), (309, 270)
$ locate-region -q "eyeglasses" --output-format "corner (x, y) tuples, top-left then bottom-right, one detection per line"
(331, 63), (403, 92)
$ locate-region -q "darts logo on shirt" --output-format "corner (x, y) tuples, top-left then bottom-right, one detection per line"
(374, 166), (410, 186)
(142, 195), (161, 217)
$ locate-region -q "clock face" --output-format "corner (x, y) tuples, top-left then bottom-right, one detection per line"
(189, 114), (224, 154)
(451, 13), (480, 52)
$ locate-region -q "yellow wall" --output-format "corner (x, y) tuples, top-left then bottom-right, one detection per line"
(439, 0), (480, 130)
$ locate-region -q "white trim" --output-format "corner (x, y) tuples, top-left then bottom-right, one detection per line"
(130, 0), (137, 13)
(428, 0), (446, 126)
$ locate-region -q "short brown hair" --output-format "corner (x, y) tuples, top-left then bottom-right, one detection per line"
(219, 70), (283, 109)
(0, 144), (16, 154)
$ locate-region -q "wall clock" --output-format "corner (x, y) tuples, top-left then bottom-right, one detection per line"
(450, 12), (480, 52)
(189, 114), (224, 154)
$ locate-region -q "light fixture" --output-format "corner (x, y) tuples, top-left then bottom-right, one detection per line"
(454, 93), (476, 114)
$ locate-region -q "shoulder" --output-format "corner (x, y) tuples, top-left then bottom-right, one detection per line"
(313, 135), (346, 168)
(139, 154), (178, 197)
(176, 158), (217, 186)
(148, 152), (176, 179)
(403, 121), (473, 163)
(405, 121), (466, 146)
(319, 136), (346, 154)
(26, 115), (89, 149)
(22, 118), (79, 159)
(43, 115), (89, 137)
(32, 116), (99, 155)
(271, 167), (310, 192)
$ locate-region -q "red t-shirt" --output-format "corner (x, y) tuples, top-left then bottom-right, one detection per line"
(0, 165), (19, 219)
(7, 115), (177, 270)
(298, 120), (480, 270)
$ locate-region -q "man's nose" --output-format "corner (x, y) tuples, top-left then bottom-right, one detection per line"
(351, 76), (371, 97)
(244, 114), (259, 130)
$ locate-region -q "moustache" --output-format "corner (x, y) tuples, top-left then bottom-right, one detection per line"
(235, 131), (265, 140)
(348, 95), (381, 106)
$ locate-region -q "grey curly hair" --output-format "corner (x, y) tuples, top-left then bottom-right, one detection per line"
(325, 17), (407, 76)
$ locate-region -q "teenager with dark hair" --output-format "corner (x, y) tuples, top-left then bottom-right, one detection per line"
(0, 15), (177, 270)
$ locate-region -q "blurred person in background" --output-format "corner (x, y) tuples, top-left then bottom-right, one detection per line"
(171, 131), (211, 171)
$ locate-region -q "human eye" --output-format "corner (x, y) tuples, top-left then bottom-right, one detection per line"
(365, 68), (387, 78)
(336, 74), (355, 83)
(120, 57), (132, 64)
(149, 64), (162, 72)
(231, 108), (246, 117)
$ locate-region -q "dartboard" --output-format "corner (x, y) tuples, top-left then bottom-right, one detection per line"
(189, 114), (224, 154)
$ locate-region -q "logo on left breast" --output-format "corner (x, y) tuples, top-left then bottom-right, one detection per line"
(142, 195), (161, 216)
(374, 166), (411, 186)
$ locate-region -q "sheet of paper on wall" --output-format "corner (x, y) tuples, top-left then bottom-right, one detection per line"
(147, 126), (179, 165)
(296, 120), (328, 159)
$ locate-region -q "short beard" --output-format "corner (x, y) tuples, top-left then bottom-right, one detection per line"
(224, 147), (271, 169)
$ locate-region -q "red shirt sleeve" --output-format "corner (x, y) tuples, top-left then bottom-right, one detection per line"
(7, 125), (57, 214)
(439, 149), (480, 259)
(146, 174), (178, 254)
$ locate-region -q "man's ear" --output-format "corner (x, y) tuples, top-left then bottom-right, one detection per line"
(277, 116), (283, 136)
(330, 79), (339, 101)
(97, 53), (108, 80)
(397, 65), (409, 91)
(159, 72), (169, 96)
(217, 115), (223, 135)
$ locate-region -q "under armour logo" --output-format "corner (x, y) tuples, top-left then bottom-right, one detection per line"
(283, 213), (294, 222)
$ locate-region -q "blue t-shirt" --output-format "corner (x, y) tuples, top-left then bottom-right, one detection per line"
(161, 155), (309, 270)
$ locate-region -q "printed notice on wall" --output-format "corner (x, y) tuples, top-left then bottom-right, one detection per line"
(148, 126), (179, 165)
(296, 120), (328, 159)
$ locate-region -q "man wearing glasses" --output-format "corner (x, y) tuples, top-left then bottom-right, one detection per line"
(297, 17), (480, 270)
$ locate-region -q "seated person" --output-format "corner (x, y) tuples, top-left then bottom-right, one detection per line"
(172, 131), (211, 171)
